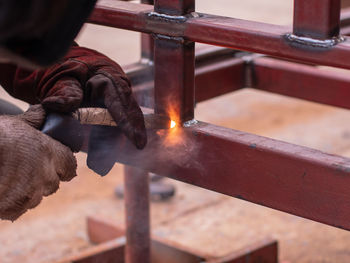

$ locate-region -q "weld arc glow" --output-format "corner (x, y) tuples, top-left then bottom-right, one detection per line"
(170, 120), (176, 128)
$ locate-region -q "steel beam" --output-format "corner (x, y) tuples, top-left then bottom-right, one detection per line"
(153, 0), (195, 123)
(90, 1), (350, 70)
(294, 0), (341, 39)
(154, 0), (194, 16)
(89, 122), (350, 231)
(124, 166), (151, 263)
(141, 0), (154, 60)
(251, 57), (350, 109)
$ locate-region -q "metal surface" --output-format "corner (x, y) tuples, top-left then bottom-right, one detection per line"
(86, 216), (207, 263)
(124, 166), (151, 263)
(84, 122), (350, 231)
(141, 0), (154, 61)
(76, 1), (350, 261)
(206, 239), (278, 263)
(294, 0), (341, 39)
(61, 238), (125, 263)
(251, 57), (350, 109)
(83, 216), (277, 263)
(129, 47), (245, 108)
(90, 1), (350, 70)
(154, 0), (195, 123)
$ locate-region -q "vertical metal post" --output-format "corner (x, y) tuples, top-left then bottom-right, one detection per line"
(141, 0), (154, 61)
(124, 166), (151, 263)
(154, 0), (196, 123)
(293, 0), (341, 39)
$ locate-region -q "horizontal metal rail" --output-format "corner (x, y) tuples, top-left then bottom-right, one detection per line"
(251, 57), (350, 109)
(80, 122), (350, 231)
(90, 1), (350, 70)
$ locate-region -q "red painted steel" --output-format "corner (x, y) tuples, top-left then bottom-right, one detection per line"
(294, 0), (341, 39)
(141, 0), (154, 60)
(131, 56), (245, 108)
(195, 57), (245, 102)
(124, 166), (151, 263)
(154, 0), (195, 123)
(251, 57), (350, 109)
(154, 0), (194, 15)
(99, 122), (350, 231)
(90, 1), (350, 70)
(154, 37), (195, 122)
(206, 239), (278, 263)
(340, 7), (350, 35)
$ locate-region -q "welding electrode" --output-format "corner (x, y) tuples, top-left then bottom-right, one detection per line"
(72, 108), (171, 129)
(41, 107), (171, 154)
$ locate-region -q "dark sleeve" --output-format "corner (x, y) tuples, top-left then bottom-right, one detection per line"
(0, 63), (42, 104)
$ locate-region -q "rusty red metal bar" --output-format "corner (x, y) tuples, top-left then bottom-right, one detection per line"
(124, 166), (151, 263)
(141, 0), (154, 60)
(153, 0), (195, 123)
(294, 0), (341, 39)
(67, 216), (277, 263)
(130, 56), (245, 108)
(206, 239), (278, 263)
(154, 0), (194, 16)
(251, 57), (350, 109)
(92, 122), (350, 231)
(89, 1), (350, 70)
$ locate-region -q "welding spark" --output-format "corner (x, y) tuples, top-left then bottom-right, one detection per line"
(170, 120), (176, 129)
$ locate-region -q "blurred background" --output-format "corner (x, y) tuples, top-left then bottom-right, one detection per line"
(1, 0), (350, 262)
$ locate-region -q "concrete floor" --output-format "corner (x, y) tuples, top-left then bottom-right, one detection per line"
(1, 0), (350, 262)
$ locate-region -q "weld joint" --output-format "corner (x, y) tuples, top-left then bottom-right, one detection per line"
(285, 33), (345, 48)
(183, 119), (198, 127)
(154, 34), (185, 43)
(147, 12), (187, 23)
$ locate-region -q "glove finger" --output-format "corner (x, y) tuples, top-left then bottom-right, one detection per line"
(0, 186), (36, 221)
(87, 125), (121, 176)
(116, 97), (147, 150)
(41, 77), (83, 113)
(26, 190), (44, 210)
(19, 104), (46, 129)
(102, 76), (147, 149)
(50, 139), (77, 181)
(41, 167), (60, 196)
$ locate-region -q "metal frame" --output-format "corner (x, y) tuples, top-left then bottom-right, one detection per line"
(73, 1), (350, 262)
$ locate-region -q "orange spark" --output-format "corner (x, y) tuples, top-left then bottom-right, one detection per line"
(170, 120), (176, 129)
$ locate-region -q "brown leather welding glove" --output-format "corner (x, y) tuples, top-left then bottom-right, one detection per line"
(0, 44), (147, 150)
(41, 45), (147, 150)
(0, 105), (76, 221)
(0, 45), (147, 176)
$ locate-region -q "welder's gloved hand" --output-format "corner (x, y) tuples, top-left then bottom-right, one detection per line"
(0, 105), (76, 221)
(39, 45), (147, 150)
(0, 44), (147, 176)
